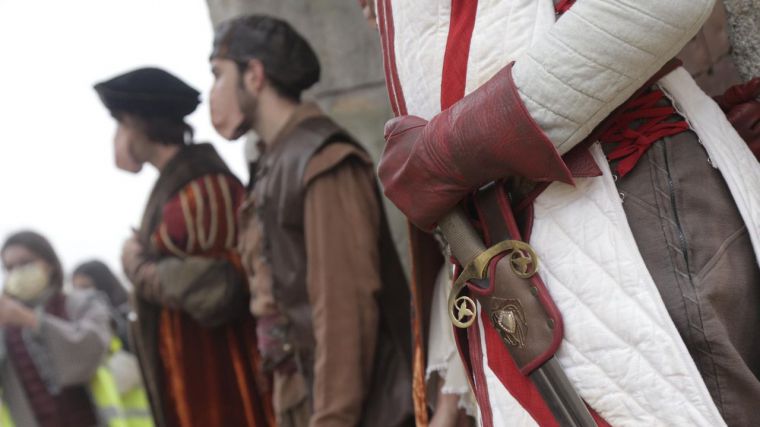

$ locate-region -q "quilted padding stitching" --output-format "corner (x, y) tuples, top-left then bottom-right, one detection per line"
(517, 82), (581, 125)
(615, 0), (686, 31)
(557, 339), (660, 424)
(521, 96), (580, 131)
(566, 9), (658, 58)
(523, 51), (607, 102)
(531, 146), (723, 425)
(513, 0), (715, 151)
(546, 32), (635, 80)
(538, 265), (708, 425)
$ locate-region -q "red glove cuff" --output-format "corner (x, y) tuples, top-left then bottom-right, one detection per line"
(379, 63), (572, 231)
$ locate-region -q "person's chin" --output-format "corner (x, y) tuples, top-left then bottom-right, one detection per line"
(116, 162), (144, 174)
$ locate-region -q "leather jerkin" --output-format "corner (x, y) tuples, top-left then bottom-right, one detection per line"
(251, 115), (414, 427)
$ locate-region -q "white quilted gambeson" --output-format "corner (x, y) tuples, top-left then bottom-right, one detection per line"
(512, 0), (716, 153)
(381, 0), (760, 425)
(530, 144), (725, 426)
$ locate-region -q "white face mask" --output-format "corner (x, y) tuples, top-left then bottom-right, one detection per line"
(4, 263), (49, 303)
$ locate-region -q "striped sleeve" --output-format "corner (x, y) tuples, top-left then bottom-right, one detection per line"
(152, 173), (245, 257)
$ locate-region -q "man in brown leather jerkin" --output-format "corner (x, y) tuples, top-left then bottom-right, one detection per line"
(208, 15), (414, 427)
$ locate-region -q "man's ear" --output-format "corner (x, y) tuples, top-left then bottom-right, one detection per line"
(242, 58), (266, 94)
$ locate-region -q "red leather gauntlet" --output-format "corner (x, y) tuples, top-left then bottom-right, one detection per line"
(378, 63), (573, 231)
(715, 77), (760, 160)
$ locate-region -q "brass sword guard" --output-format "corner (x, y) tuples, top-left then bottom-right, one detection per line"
(448, 240), (539, 328)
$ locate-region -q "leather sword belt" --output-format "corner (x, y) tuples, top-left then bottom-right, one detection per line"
(440, 181), (597, 426)
(445, 181), (562, 374)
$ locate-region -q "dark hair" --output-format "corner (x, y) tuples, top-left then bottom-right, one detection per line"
(113, 111), (194, 146)
(1, 230), (64, 289)
(235, 61), (302, 102)
(73, 260), (129, 309)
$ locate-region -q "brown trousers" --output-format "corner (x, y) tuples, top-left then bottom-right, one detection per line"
(614, 131), (760, 427)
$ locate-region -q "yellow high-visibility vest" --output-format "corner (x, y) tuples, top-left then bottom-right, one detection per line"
(92, 338), (153, 427)
(91, 364), (129, 427)
(120, 386), (153, 427)
(0, 401), (12, 427)
(1, 337), (153, 427)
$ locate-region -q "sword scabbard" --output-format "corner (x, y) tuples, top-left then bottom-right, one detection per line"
(438, 182), (596, 427)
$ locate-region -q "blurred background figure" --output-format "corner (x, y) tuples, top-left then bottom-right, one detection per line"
(73, 260), (132, 350)
(73, 260), (154, 427)
(94, 67), (273, 427)
(0, 231), (110, 427)
(209, 15), (414, 427)
(0, 0), (246, 280)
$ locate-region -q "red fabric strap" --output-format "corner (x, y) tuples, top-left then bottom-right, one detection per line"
(714, 77), (760, 111)
(441, 0), (479, 110)
(555, 0), (576, 15)
(599, 89), (689, 177)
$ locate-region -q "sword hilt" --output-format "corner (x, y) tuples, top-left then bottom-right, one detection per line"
(438, 206), (484, 264)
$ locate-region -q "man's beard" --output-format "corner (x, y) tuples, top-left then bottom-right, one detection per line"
(233, 85), (256, 140)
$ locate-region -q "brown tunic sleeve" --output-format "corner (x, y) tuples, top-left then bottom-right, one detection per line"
(303, 143), (382, 427)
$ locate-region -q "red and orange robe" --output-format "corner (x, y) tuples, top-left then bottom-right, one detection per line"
(128, 143), (274, 427)
(150, 172), (273, 427)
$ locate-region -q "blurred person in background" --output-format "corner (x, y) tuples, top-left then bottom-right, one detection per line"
(94, 67), (274, 427)
(73, 260), (132, 350)
(73, 260), (154, 427)
(0, 230), (110, 427)
(209, 15), (413, 427)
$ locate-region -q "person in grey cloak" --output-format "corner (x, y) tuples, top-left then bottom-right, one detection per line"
(0, 230), (111, 427)
(73, 260), (133, 351)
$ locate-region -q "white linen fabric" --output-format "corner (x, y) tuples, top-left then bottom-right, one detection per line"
(426, 265), (479, 417)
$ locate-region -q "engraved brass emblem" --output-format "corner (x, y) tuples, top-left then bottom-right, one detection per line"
(448, 240), (540, 329)
(452, 296), (477, 328)
(508, 243), (538, 279)
(491, 298), (528, 348)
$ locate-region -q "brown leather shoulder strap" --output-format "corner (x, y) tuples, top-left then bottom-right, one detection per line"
(256, 115), (364, 228)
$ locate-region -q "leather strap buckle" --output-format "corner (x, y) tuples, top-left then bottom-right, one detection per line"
(448, 240), (539, 328)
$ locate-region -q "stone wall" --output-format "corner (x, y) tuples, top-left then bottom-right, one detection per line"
(723, 0), (760, 81)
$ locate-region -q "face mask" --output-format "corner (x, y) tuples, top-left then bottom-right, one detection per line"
(4, 263), (49, 303)
(210, 89), (252, 140)
(210, 68), (252, 141)
(114, 125), (144, 173)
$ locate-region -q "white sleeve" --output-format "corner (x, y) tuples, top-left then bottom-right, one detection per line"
(512, 0), (716, 154)
(34, 292), (111, 387)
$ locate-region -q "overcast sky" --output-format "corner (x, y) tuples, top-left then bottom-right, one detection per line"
(0, 0), (248, 284)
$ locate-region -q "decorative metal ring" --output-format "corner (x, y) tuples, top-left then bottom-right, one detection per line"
(508, 242), (539, 279)
(447, 239), (539, 328)
(451, 295), (477, 328)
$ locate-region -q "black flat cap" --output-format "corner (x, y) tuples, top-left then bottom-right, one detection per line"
(94, 67), (200, 119)
(211, 15), (320, 97)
